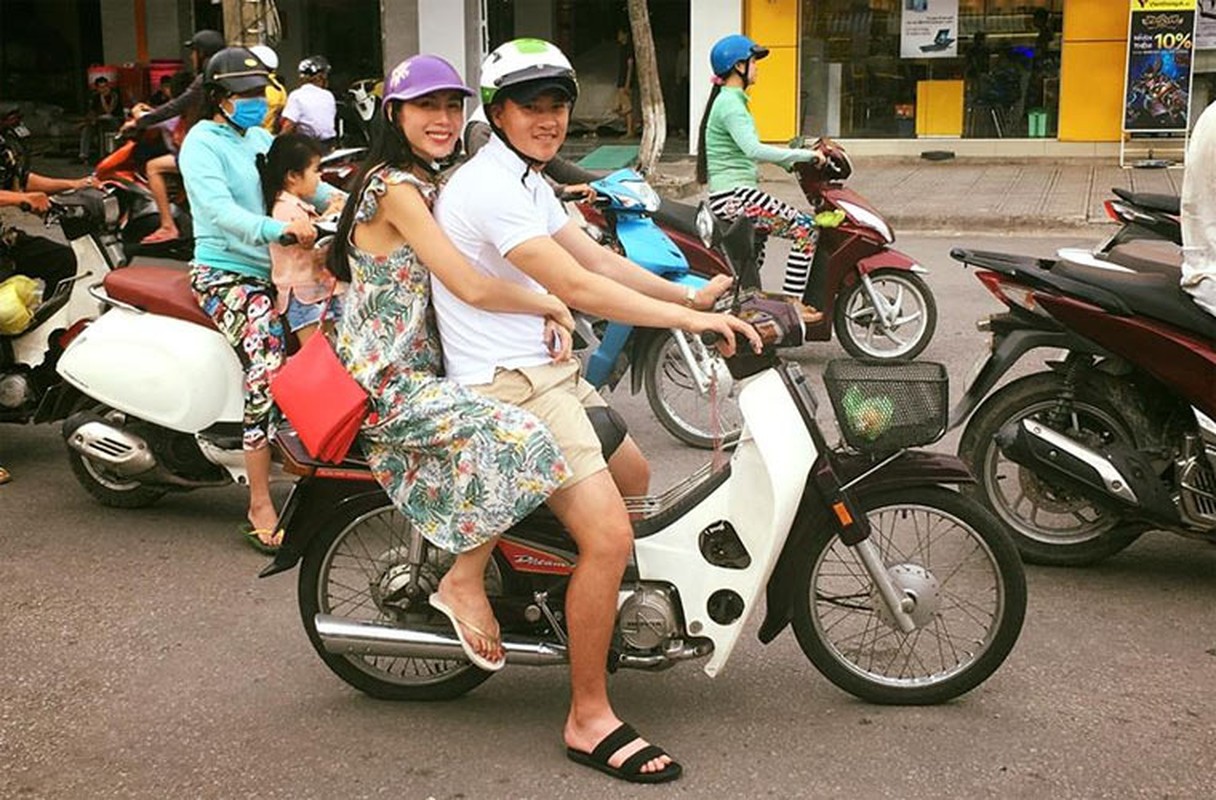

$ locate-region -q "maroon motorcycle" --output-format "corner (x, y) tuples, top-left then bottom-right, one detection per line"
(950, 241), (1216, 566)
(645, 138), (938, 360)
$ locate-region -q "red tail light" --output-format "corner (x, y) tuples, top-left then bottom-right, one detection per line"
(974, 270), (1044, 315)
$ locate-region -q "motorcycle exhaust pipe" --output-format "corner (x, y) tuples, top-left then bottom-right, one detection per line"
(63, 411), (157, 477)
(997, 418), (1180, 524)
(315, 614), (569, 667)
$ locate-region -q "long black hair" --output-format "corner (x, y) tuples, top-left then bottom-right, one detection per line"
(695, 83), (723, 185)
(256, 132), (324, 213)
(327, 99), (437, 282)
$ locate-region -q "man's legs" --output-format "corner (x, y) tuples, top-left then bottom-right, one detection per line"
(141, 154), (180, 244)
(546, 471), (672, 775)
(607, 435), (649, 498)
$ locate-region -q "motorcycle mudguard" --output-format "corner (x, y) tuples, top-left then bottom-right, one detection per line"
(56, 306), (244, 432)
(756, 451), (976, 644)
(855, 248), (922, 276)
(260, 476), (389, 577)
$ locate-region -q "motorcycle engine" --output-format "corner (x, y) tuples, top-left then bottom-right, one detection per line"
(617, 584), (681, 651)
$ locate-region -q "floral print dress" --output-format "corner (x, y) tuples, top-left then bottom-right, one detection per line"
(334, 167), (569, 553)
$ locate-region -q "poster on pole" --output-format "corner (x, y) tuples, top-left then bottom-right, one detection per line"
(900, 0), (959, 59)
(1123, 0), (1196, 133)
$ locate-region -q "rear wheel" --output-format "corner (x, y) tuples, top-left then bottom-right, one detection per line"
(833, 270), (936, 360)
(958, 372), (1145, 566)
(642, 331), (743, 450)
(64, 401), (167, 508)
(792, 487), (1026, 704)
(298, 495), (496, 700)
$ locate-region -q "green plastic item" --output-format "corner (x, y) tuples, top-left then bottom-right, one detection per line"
(813, 209), (847, 228)
(841, 385), (894, 442)
(576, 145), (640, 169)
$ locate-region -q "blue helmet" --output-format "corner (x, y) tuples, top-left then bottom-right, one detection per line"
(710, 34), (769, 77)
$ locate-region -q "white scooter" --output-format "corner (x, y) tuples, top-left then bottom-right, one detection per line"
(262, 220), (1026, 706)
(2, 187), (172, 429)
(53, 228), (305, 508)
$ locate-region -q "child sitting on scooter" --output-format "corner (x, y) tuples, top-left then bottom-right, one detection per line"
(260, 132), (346, 345)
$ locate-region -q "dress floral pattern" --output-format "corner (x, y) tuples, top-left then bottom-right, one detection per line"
(334, 166), (569, 553)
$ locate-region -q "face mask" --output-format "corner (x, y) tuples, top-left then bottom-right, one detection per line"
(227, 96), (268, 129)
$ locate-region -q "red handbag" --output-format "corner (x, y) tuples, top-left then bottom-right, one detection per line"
(269, 297), (367, 463)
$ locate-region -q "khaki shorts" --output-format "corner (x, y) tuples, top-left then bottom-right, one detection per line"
(471, 360), (608, 489)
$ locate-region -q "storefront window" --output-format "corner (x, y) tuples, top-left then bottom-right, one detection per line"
(798, 0), (1062, 139)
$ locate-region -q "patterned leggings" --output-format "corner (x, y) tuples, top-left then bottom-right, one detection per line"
(189, 264), (285, 451)
(709, 186), (819, 298)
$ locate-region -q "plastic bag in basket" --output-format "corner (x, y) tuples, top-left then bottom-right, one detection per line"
(842, 385), (894, 442)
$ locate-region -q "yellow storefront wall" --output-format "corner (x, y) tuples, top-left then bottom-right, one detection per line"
(744, 0), (798, 142)
(1058, 0), (1130, 142)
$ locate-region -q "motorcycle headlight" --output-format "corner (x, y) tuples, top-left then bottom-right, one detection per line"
(695, 202), (716, 248)
(619, 179), (660, 212)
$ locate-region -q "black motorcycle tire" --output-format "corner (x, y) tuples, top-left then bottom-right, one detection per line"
(298, 494), (495, 701)
(833, 269), (937, 361)
(642, 331), (743, 450)
(791, 487), (1026, 705)
(64, 400), (168, 509)
(958, 371), (1146, 566)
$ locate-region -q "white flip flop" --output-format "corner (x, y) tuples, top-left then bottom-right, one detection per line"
(428, 594), (506, 672)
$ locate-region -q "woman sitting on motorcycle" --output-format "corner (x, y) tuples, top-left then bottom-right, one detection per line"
(179, 47), (340, 553)
(697, 34), (830, 316)
(325, 54), (575, 670)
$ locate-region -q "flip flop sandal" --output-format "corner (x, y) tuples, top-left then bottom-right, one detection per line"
(566, 722), (683, 784)
(428, 594), (506, 672)
(140, 228), (180, 245)
(0, 467), (10, 485)
(240, 524), (283, 554)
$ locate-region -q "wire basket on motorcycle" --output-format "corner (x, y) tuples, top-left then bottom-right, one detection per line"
(822, 359), (947, 453)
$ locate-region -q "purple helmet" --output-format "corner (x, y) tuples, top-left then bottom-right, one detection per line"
(382, 55), (474, 113)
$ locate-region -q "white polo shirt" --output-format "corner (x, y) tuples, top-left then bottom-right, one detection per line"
(433, 134), (571, 385)
(282, 83), (336, 140)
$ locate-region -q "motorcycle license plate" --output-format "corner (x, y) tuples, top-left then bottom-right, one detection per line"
(12, 124), (30, 138)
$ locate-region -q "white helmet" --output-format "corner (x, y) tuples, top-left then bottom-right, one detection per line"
(479, 38), (578, 107)
(249, 44), (278, 72)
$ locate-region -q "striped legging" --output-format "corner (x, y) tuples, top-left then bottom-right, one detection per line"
(709, 186), (819, 298)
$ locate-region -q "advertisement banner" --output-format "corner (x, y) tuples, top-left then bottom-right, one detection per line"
(900, 0), (959, 59)
(1123, 0), (1196, 132)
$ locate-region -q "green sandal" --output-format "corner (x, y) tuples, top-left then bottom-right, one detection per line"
(239, 524), (283, 554)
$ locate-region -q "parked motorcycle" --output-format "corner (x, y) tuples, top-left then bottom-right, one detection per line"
(260, 224), (1025, 704)
(950, 242), (1216, 565)
(337, 78), (381, 149)
(1056, 187), (1179, 271)
(651, 138), (938, 360)
(93, 134), (194, 262)
(1, 190), (123, 427)
(571, 169), (751, 449)
(54, 231), (303, 508)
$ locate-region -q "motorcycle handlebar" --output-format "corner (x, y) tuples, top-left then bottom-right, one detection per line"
(700, 331), (723, 346)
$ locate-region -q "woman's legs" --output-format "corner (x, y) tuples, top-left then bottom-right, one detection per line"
(709, 187), (821, 302)
(141, 154), (180, 244)
(433, 538), (503, 662)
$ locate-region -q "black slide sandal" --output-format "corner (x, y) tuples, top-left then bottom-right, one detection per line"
(566, 722), (683, 784)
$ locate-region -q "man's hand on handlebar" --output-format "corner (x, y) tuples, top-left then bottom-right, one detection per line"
(20, 192), (50, 214)
(683, 310), (763, 358)
(558, 183), (598, 204)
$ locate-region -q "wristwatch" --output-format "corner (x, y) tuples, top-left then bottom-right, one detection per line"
(683, 286), (697, 307)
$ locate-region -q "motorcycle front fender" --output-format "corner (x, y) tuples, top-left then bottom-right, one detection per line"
(855, 247), (924, 276)
(756, 451), (977, 645)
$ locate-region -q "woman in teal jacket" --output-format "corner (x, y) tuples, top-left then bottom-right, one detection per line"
(696, 34), (827, 315)
(180, 47), (340, 552)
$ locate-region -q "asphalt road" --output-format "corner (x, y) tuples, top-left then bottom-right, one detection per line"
(3, 233), (1215, 799)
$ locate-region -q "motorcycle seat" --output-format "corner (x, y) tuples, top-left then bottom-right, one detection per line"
(652, 198), (700, 238)
(1054, 257), (1216, 342)
(1111, 187), (1180, 216)
(103, 265), (215, 330)
(1103, 240), (1182, 277)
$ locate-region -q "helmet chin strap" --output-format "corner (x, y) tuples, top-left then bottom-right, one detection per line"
(219, 104), (250, 134)
(733, 63), (752, 90)
(486, 112), (549, 180)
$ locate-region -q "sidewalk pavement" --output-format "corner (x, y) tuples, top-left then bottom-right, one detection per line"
(652, 155), (1182, 235)
(25, 151), (1178, 236)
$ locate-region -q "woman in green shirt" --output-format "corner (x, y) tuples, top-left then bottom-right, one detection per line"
(697, 34), (826, 313)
